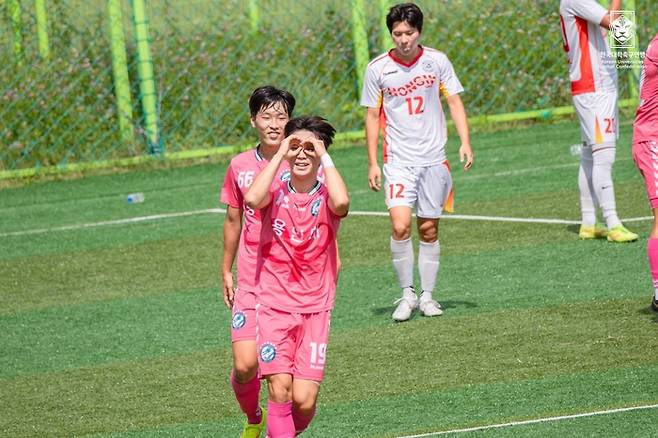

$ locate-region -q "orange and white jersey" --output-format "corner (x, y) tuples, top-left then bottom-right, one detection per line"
(360, 46), (463, 166)
(559, 0), (617, 95)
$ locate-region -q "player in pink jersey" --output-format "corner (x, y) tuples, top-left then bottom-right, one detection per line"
(244, 116), (349, 438)
(559, 0), (638, 242)
(360, 3), (473, 322)
(220, 85), (295, 438)
(631, 32), (658, 311)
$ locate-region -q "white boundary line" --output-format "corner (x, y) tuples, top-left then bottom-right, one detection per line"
(0, 208), (225, 237)
(0, 208), (652, 238)
(395, 403), (658, 437)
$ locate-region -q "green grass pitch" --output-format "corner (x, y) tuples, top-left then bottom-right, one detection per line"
(1, 118), (657, 437)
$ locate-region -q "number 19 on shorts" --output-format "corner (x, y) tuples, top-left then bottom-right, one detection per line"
(309, 342), (326, 366)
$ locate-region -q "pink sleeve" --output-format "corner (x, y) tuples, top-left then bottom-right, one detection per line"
(220, 163), (242, 208)
(648, 35), (658, 64)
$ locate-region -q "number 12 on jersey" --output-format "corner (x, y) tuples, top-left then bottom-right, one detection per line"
(405, 96), (424, 115)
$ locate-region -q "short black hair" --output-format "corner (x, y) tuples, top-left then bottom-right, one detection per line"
(248, 85), (296, 118)
(284, 116), (336, 150)
(386, 3), (423, 34)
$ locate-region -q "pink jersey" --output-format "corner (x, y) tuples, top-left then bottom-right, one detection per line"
(360, 46), (464, 166)
(220, 147), (291, 292)
(633, 33), (658, 143)
(256, 180), (345, 313)
(559, 0), (617, 95)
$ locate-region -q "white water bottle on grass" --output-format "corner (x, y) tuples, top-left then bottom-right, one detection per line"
(127, 193), (145, 204)
(570, 144), (582, 157)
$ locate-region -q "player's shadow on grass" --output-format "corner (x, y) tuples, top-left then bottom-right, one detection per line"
(372, 300), (477, 316)
(638, 306), (658, 323)
(567, 224), (580, 235)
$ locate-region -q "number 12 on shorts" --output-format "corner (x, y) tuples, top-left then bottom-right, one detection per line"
(309, 342), (327, 366)
(388, 183), (405, 199)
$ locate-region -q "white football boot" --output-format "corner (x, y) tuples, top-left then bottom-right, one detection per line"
(392, 290), (418, 322)
(419, 293), (443, 317)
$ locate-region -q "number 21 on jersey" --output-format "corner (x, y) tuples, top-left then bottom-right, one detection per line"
(405, 96), (424, 115)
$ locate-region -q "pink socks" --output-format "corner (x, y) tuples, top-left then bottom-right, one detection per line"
(293, 405), (316, 435)
(266, 400), (295, 438)
(230, 371), (262, 425)
(648, 238), (658, 297)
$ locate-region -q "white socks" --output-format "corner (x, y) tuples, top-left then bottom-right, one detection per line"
(592, 147), (621, 229)
(391, 238), (440, 297)
(578, 145), (597, 226)
(390, 237), (414, 289)
(578, 144), (621, 229)
(418, 240), (440, 294)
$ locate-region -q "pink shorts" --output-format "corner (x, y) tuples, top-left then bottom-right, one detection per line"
(632, 140), (658, 209)
(256, 304), (332, 382)
(231, 288), (258, 342)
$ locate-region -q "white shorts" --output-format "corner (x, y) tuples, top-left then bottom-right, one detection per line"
(572, 91), (619, 148)
(383, 162), (452, 218)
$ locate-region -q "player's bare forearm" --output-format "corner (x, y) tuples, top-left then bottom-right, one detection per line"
(365, 107), (382, 191)
(221, 205), (242, 308)
(446, 94), (470, 145)
(244, 153), (283, 209)
(222, 206), (242, 275)
(365, 108), (380, 166)
(446, 94), (474, 170)
(600, 0), (621, 29)
(323, 165), (350, 217)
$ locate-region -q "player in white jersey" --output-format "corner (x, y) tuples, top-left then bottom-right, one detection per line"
(559, 0), (637, 242)
(361, 3), (473, 322)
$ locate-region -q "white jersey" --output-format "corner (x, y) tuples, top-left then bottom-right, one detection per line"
(360, 46), (463, 166)
(559, 0), (617, 95)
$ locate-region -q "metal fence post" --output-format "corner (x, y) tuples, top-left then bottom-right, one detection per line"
(34, 0), (50, 60)
(379, 0), (390, 53)
(249, 0), (259, 35)
(131, 0), (162, 155)
(107, 0), (135, 148)
(351, 0), (369, 98)
(9, 0), (23, 64)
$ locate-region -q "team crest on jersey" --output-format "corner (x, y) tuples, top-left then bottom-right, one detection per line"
(260, 343), (276, 363)
(311, 198), (322, 216)
(280, 170), (291, 181)
(232, 312), (246, 329)
(422, 60), (434, 72)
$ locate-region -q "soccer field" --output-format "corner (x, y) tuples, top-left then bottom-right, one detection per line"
(1, 118), (657, 437)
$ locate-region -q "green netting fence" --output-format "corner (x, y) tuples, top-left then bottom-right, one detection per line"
(1, 0), (657, 178)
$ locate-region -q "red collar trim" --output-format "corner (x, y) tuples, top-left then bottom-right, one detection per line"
(388, 46), (424, 67)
